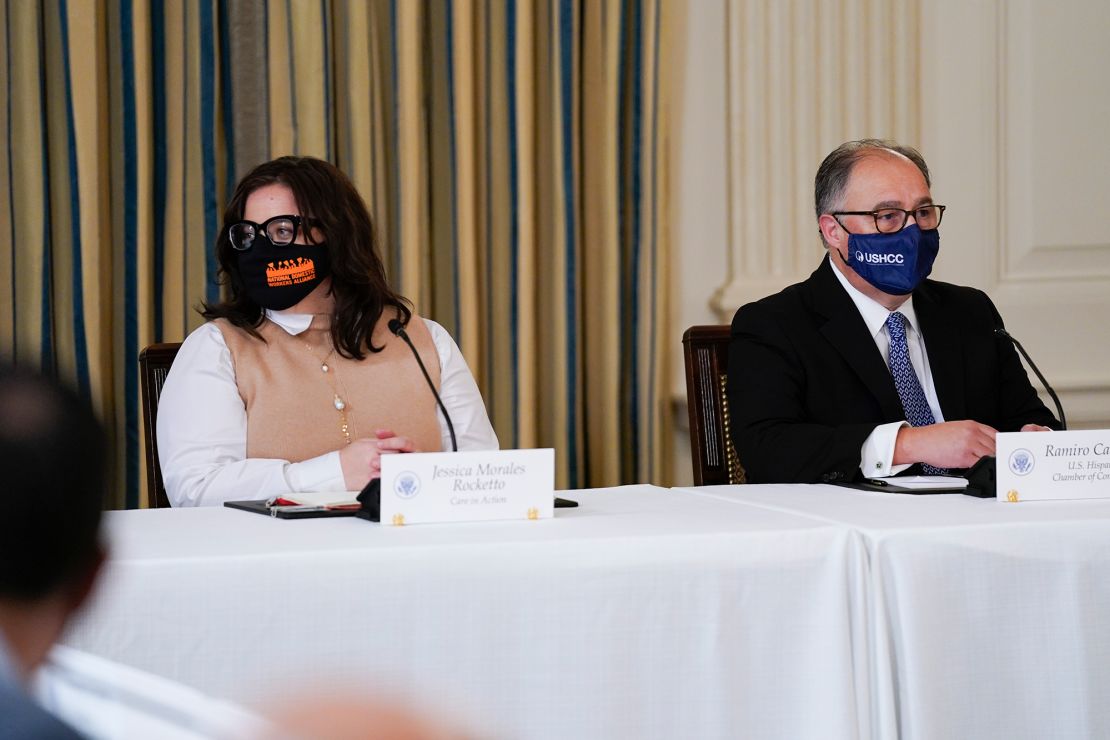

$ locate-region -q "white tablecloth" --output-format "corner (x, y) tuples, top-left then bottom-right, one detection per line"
(34, 646), (266, 740)
(63, 485), (867, 740)
(679, 484), (1110, 740)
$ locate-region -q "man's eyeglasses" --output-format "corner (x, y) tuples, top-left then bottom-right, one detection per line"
(228, 215), (304, 251)
(832, 205), (946, 234)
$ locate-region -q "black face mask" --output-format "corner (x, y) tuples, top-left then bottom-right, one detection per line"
(235, 235), (331, 311)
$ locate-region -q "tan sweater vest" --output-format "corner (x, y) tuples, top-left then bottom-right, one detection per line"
(216, 314), (444, 462)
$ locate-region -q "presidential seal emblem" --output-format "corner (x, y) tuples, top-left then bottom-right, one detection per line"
(1008, 448), (1034, 476)
(394, 471), (421, 499)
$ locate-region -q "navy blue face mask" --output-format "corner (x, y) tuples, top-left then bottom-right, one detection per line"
(843, 224), (939, 296)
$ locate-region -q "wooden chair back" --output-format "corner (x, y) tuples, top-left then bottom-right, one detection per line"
(681, 326), (745, 485)
(139, 343), (182, 508)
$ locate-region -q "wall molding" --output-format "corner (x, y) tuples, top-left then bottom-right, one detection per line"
(713, 0), (922, 321)
(995, 0), (1110, 286)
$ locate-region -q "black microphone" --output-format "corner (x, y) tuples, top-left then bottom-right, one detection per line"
(994, 327), (1067, 430)
(373, 318), (579, 513)
(388, 318), (458, 451)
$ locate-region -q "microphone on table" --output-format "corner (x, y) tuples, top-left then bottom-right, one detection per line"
(358, 318), (457, 522)
(964, 328), (1066, 499)
(359, 319), (577, 518)
(388, 318), (457, 452)
(993, 328), (1067, 431)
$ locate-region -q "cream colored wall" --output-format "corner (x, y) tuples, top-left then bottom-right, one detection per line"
(670, 0), (1110, 486)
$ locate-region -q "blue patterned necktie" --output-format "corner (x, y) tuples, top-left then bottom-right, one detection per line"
(886, 311), (945, 474)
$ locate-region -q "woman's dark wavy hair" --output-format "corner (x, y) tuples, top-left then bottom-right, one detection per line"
(201, 156), (411, 359)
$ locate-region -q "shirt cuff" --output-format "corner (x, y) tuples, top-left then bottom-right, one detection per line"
(285, 451), (347, 492)
(859, 421), (913, 478)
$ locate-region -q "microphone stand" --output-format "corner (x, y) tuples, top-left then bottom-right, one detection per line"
(965, 328), (1068, 499)
(358, 317), (459, 522)
(994, 328), (1067, 430)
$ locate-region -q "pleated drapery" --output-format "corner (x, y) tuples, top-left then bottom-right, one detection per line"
(1, 0), (671, 506)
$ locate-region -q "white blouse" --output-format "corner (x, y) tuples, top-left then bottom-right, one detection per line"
(157, 311), (499, 507)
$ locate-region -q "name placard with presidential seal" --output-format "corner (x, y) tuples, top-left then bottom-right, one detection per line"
(379, 448), (555, 525)
(996, 430), (1110, 502)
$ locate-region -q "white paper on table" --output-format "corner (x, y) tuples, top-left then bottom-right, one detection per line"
(278, 490), (360, 507)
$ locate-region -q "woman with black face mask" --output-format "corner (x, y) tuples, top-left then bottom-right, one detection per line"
(157, 156), (498, 507)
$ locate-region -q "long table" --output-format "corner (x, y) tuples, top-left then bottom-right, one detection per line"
(63, 485), (868, 740)
(66, 483), (1110, 739)
(678, 484), (1110, 740)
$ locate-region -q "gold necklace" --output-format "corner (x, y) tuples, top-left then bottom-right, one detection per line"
(302, 339), (354, 445)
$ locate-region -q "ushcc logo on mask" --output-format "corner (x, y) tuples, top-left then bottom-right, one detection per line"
(854, 251), (905, 265)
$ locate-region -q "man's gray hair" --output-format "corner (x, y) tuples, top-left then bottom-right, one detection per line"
(814, 139), (931, 219)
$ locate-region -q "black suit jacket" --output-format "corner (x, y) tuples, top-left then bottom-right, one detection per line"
(726, 257), (1059, 484)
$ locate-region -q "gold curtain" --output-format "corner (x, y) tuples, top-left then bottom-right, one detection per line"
(1, 0), (671, 506)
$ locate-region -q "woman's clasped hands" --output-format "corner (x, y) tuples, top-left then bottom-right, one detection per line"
(339, 429), (417, 490)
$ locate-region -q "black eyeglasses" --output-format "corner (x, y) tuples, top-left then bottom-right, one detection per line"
(832, 205), (946, 234)
(228, 215), (304, 251)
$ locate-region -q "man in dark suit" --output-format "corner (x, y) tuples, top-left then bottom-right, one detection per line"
(0, 366), (108, 739)
(727, 139), (1058, 484)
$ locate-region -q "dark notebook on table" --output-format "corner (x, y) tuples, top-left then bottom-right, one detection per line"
(225, 496), (579, 520)
(224, 499), (359, 519)
(835, 475), (969, 495)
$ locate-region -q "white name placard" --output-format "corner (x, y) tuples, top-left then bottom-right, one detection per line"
(996, 430), (1110, 502)
(379, 448), (555, 525)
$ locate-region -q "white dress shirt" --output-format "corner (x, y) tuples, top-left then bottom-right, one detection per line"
(828, 263), (945, 478)
(157, 311), (499, 506)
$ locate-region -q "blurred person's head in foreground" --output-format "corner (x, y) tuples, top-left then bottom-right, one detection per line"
(0, 364), (108, 683)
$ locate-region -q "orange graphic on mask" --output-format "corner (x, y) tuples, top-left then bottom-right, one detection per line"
(266, 257), (317, 287)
